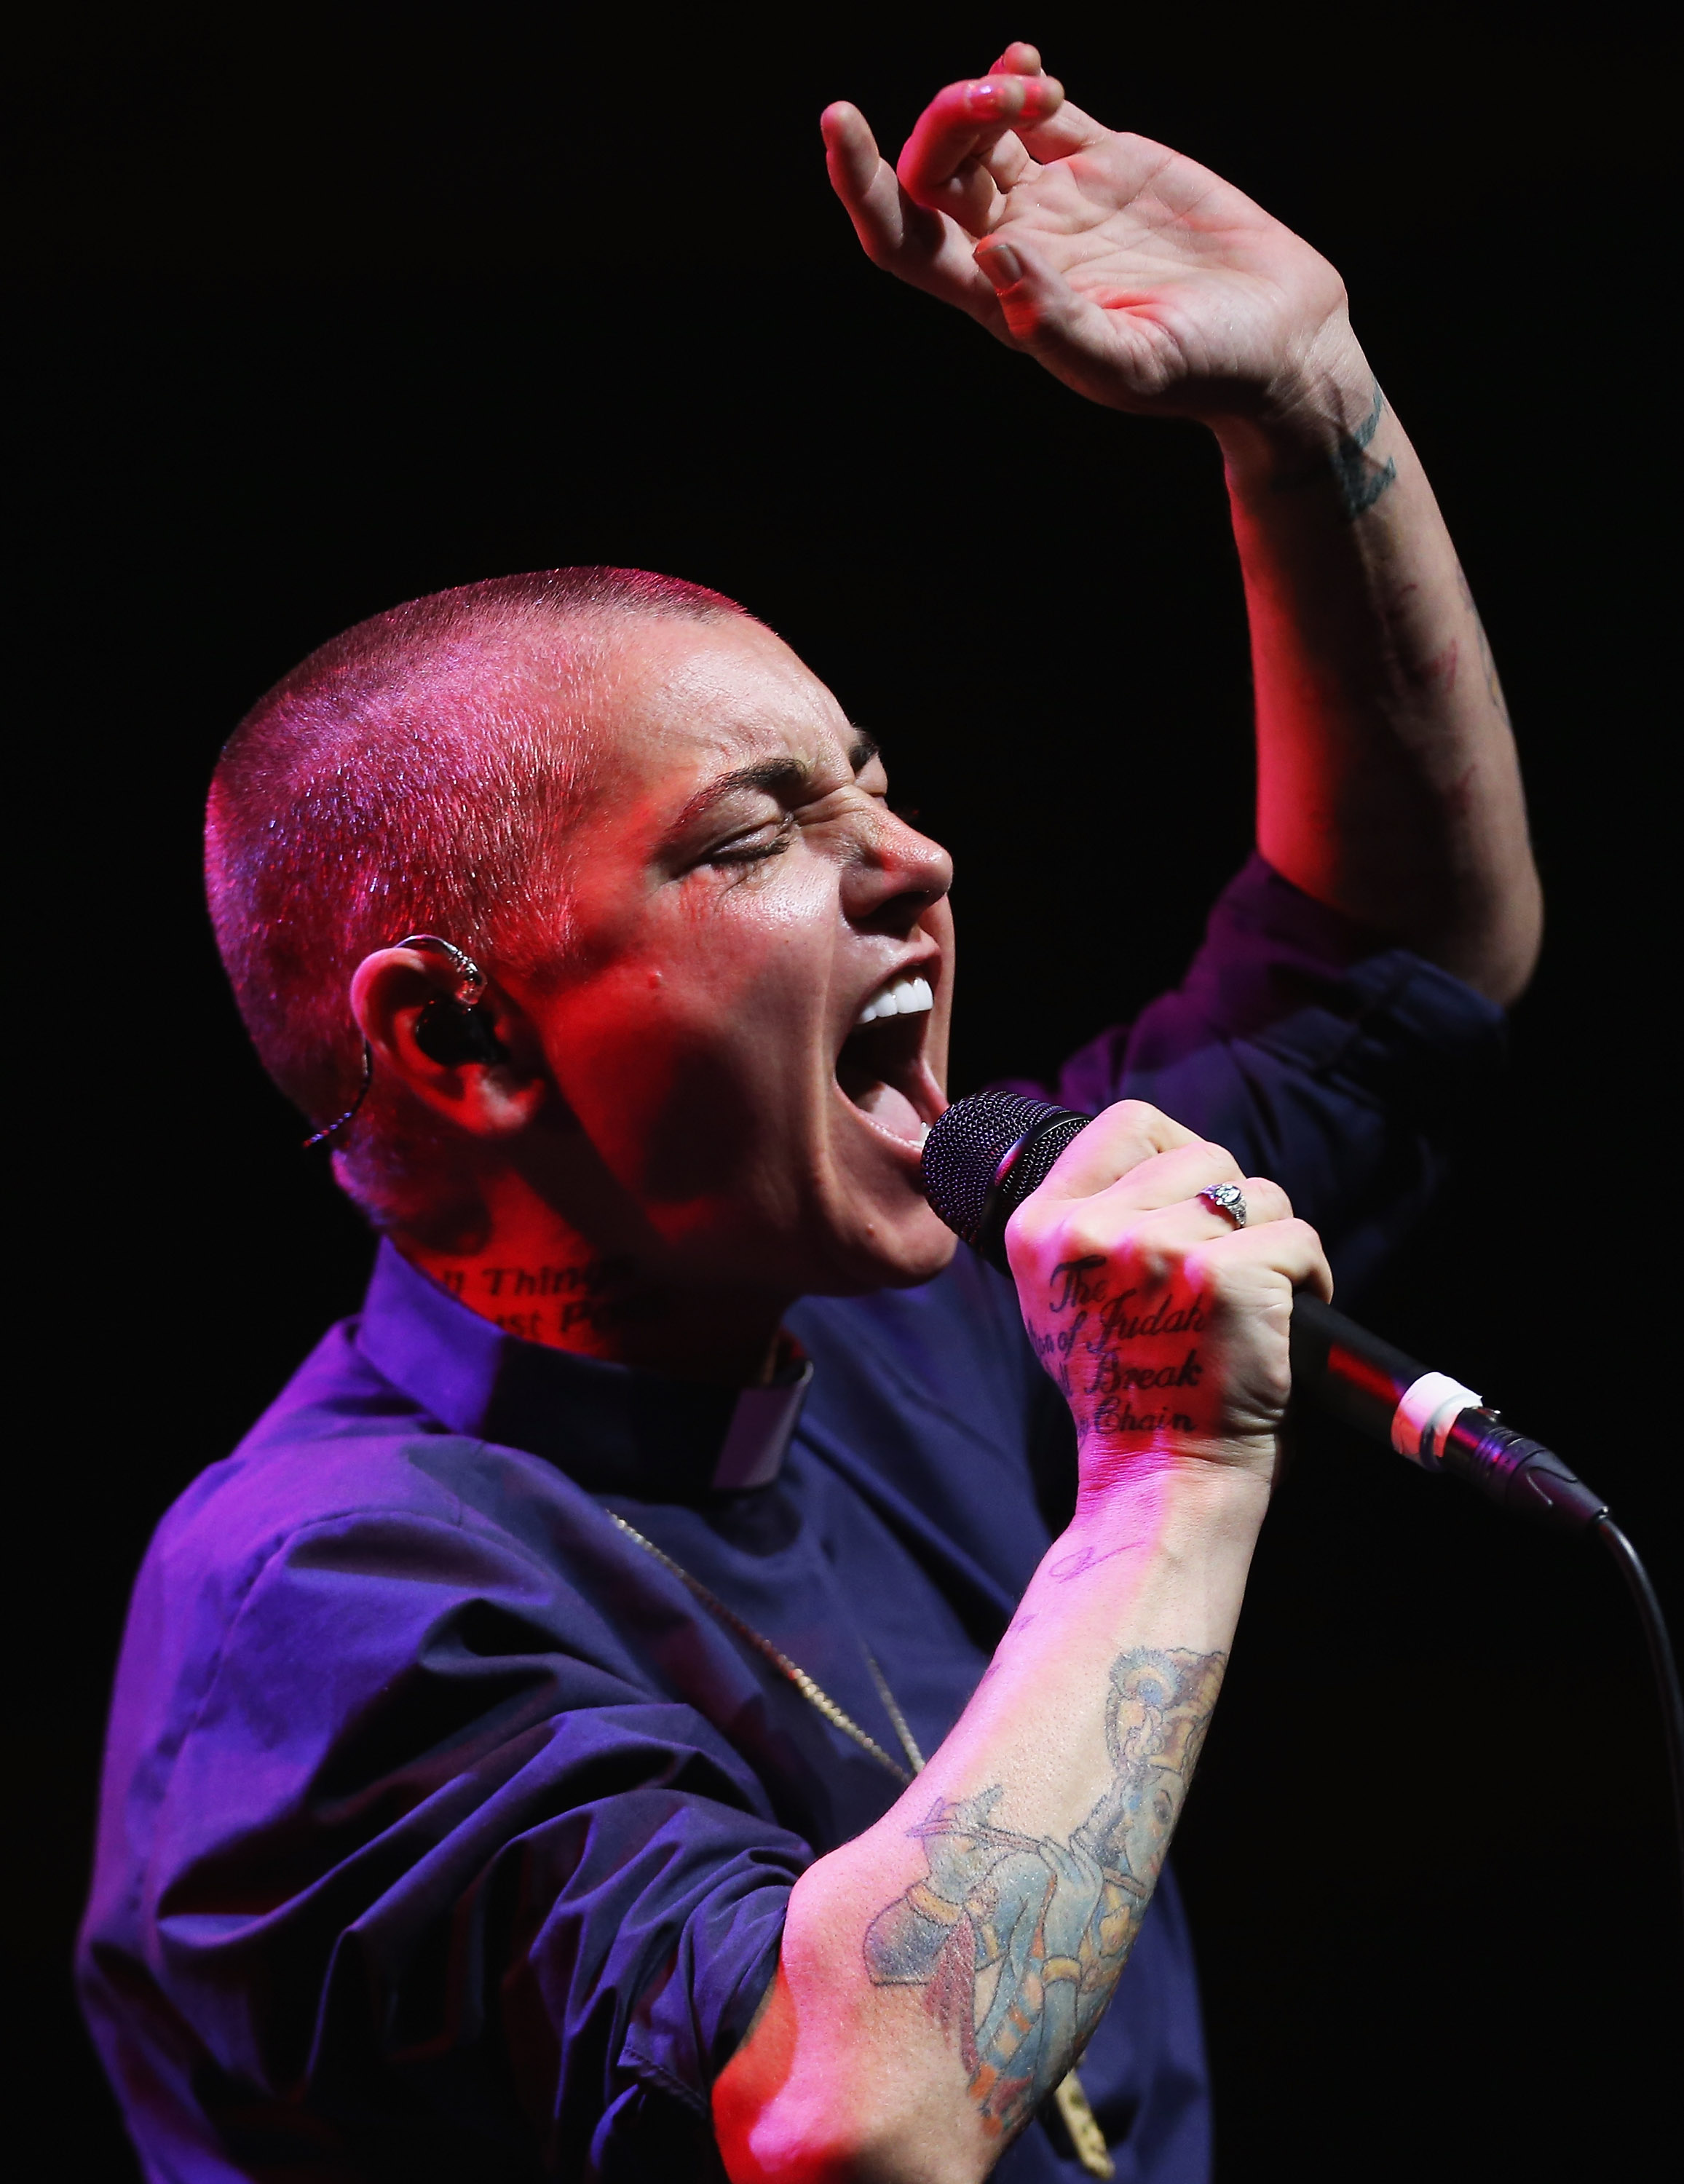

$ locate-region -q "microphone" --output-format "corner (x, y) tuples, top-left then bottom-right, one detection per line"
(922, 1091), (1605, 1534)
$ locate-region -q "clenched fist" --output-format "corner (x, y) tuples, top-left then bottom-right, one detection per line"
(1005, 1099), (1333, 1489)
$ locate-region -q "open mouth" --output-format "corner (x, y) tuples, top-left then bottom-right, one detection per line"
(834, 972), (941, 1148)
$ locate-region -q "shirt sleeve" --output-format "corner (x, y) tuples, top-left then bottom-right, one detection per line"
(108, 1493), (801, 2178)
(995, 852), (1507, 1292)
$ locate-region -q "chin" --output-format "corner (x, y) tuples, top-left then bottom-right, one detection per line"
(815, 1205), (962, 1297)
(873, 1224), (963, 1290)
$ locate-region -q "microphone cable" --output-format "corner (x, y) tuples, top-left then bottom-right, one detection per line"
(1594, 1516), (1684, 1931)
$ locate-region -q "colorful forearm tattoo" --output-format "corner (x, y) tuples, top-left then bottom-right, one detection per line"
(863, 1645), (1226, 2143)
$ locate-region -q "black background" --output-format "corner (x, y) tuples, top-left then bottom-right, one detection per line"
(17, 4), (1678, 2177)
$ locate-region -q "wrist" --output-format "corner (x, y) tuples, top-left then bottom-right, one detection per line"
(1213, 318), (1377, 478)
(1070, 1447), (1272, 1554)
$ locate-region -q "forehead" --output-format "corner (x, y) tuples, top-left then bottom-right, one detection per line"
(585, 616), (853, 797)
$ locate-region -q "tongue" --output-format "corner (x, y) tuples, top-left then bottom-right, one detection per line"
(851, 1077), (925, 1144)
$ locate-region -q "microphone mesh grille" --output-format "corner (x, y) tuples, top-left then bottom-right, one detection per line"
(1005, 1112), (1091, 1211)
(921, 1090), (1090, 1252)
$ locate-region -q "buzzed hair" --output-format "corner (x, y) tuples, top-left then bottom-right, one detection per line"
(206, 567), (747, 1226)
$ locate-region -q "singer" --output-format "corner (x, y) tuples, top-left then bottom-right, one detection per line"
(81, 44), (1541, 2184)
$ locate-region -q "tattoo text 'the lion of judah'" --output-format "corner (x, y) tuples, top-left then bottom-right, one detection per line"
(862, 1646), (1226, 2145)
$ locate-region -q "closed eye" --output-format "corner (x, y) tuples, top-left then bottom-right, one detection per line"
(703, 816), (797, 868)
(676, 732), (885, 874)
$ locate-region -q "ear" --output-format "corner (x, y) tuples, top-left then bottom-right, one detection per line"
(350, 946), (550, 1139)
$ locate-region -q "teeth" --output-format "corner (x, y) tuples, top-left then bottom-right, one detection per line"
(855, 974), (934, 1027)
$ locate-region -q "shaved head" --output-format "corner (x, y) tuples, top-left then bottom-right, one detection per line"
(206, 567), (749, 1221)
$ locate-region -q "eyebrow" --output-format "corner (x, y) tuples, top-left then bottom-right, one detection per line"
(666, 733), (882, 835)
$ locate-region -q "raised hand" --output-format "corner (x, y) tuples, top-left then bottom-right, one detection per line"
(822, 41), (1358, 424)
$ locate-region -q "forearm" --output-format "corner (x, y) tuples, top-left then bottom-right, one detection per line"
(1217, 335), (1542, 1002)
(713, 1463), (1265, 2183)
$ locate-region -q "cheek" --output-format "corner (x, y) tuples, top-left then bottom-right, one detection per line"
(678, 854), (840, 963)
(558, 997), (779, 1209)
(668, 866), (838, 1042)
(675, 867), (845, 1065)
(547, 887), (837, 1203)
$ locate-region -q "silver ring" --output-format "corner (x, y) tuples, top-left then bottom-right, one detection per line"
(1198, 1182), (1247, 1229)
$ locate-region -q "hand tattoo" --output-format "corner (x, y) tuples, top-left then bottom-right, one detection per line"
(863, 1645), (1225, 2144)
(1033, 1254), (1206, 1441)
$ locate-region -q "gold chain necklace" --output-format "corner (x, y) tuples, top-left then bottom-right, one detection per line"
(601, 1509), (925, 1782)
(599, 1507), (1114, 2180)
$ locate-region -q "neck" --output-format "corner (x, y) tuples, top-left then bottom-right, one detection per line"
(396, 1191), (791, 1388)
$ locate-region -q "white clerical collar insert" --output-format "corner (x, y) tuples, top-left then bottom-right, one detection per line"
(710, 1342), (813, 1492)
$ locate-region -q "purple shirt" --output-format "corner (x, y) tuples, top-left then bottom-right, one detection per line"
(79, 858), (1504, 2181)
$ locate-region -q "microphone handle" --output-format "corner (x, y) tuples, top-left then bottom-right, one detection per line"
(1288, 1292), (1606, 1535)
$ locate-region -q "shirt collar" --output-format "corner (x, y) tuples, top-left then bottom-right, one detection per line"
(355, 1238), (810, 1496)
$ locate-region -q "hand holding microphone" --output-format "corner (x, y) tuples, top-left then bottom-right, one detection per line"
(992, 1097), (1329, 1493)
(924, 1088), (1605, 1530)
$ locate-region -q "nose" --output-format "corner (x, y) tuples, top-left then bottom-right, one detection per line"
(840, 806), (954, 933)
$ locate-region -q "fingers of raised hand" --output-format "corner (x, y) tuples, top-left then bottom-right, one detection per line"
(822, 101), (995, 306)
(1008, 92), (1113, 163)
(821, 100), (883, 207)
(986, 44), (1112, 161)
(987, 39), (1046, 76)
(977, 44), (1048, 191)
(896, 72), (1065, 234)
(823, 103), (931, 261)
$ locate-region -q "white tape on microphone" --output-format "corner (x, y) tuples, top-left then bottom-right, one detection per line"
(1391, 1370), (1482, 1469)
